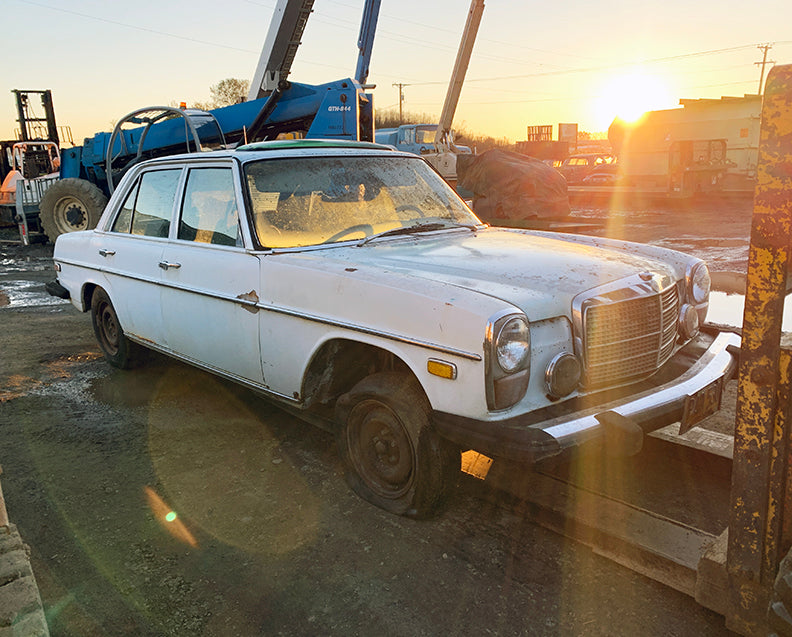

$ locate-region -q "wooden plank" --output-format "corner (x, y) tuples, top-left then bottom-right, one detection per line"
(649, 424), (734, 459)
(481, 459), (717, 597)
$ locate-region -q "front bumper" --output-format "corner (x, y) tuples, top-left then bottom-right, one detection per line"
(433, 330), (741, 463)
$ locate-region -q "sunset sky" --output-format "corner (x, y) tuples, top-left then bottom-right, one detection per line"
(3, 0), (790, 144)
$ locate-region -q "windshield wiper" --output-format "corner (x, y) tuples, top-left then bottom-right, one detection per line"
(358, 221), (477, 246)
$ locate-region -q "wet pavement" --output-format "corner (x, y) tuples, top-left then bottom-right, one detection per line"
(0, 203), (754, 636)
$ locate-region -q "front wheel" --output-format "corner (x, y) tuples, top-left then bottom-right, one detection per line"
(335, 372), (459, 518)
(91, 288), (141, 369)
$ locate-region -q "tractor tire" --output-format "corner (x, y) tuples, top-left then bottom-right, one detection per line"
(39, 178), (107, 241)
(335, 372), (459, 518)
(769, 547), (792, 636)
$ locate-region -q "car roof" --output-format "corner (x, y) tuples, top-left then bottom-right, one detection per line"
(138, 139), (400, 167)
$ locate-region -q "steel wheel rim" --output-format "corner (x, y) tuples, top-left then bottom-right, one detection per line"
(97, 301), (120, 355)
(54, 195), (88, 233)
(347, 400), (415, 498)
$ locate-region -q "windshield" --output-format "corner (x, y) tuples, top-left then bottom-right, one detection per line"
(415, 125), (437, 144)
(243, 155), (480, 248)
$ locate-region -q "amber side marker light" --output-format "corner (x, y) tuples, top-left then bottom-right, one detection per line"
(461, 451), (493, 480)
(427, 358), (457, 380)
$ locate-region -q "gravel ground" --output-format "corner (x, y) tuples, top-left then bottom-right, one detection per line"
(0, 202), (749, 637)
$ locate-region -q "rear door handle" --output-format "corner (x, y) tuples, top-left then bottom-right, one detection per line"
(158, 261), (181, 270)
(98, 249), (115, 257)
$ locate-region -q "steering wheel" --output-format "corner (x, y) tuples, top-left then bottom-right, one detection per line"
(323, 224), (374, 244)
(395, 204), (425, 218)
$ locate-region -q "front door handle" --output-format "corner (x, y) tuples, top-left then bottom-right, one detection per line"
(98, 249), (115, 257)
(158, 261), (181, 270)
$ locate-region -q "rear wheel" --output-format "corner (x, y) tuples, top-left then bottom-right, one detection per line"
(39, 178), (107, 241)
(91, 288), (141, 369)
(336, 372), (458, 518)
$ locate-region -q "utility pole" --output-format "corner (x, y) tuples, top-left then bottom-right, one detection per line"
(393, 83), (409, 123)
(755, 43), (775, 95)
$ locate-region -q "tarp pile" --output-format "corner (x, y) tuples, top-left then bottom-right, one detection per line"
(457, 149), (570, 221)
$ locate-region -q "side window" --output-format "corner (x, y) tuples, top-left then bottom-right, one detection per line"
(178, 167), (240, 247)
(130, 170), (180, 237)
(112, 169), (180, 236)
(111, 180), (139, 233)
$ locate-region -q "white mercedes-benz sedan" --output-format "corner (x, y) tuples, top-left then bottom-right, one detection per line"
(48, 140), (739, 517)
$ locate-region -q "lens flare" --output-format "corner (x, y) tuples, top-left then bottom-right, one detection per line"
(144, 486), (197, 548)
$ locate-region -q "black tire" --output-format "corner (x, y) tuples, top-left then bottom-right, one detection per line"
(39, 178), (108, 241)
(90, 288), (141, 369)
(335, 372), (459, 518)
(770, 548), (792, 636)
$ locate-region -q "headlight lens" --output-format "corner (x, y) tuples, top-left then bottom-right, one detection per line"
(689, 262), (711, 304)
(496, 317), (531, 373)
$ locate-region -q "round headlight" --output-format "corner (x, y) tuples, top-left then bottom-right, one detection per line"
(496, 317), (530, 373)
(690, 262), (711, 304)
(545, 352), (581, 398)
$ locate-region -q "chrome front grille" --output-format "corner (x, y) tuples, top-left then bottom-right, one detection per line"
(582, 282), (679, 387)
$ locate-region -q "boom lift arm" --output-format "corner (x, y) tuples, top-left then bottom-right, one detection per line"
(436, 0), (484, 148)
(355, 0), (381, 86)
(248, 0), (316, 101)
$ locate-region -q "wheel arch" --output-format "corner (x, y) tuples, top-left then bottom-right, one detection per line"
(301, 337), (424, 422)
(80, 281), (100, 313)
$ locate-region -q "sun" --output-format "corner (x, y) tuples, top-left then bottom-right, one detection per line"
(594, 71), (674, 129)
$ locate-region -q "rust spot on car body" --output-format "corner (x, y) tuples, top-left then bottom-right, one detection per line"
(237, 290), (260, 314)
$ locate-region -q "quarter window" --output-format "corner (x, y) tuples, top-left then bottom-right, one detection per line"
(178, 167), (240, 247)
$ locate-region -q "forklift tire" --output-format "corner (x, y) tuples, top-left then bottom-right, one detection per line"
(39, 178), (107, 241)
(769, 548), (792, 636)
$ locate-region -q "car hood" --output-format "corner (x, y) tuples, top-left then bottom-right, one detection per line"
(321, 227), (682, 320)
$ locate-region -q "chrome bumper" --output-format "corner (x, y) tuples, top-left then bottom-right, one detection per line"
(433, 331), (741, 463)
(536, 330), (740, 450)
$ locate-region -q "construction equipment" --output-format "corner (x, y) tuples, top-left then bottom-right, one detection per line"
(375, 0), (483, 184)
(0, 90), (67, 239)
(11, 0), (381, 243)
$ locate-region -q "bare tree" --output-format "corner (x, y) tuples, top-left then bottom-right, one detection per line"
(208, 78), (249, 108)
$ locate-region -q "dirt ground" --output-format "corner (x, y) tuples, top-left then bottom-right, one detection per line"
(0, 199), (753, 637)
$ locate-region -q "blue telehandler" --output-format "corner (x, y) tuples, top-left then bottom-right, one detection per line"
(17, 0), (381, 242)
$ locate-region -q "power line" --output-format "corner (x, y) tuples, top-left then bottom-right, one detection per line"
(408, 43), (768, 86)
(17, 0), (258, 53)
(407, 78), (757, 107)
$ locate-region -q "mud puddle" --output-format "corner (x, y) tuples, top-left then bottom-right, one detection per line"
(0, 280), (68, 308)
(707, 290), (792, 332)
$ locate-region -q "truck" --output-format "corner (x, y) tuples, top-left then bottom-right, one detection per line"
(8, 0), (382, 243)
(374, 0), (483, 186)
(374, 124), (471, 185)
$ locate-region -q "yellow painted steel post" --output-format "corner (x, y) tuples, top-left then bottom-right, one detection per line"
(726, 64), (792, 635)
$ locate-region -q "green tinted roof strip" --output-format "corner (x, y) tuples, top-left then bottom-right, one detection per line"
(236, 139), (394, 152)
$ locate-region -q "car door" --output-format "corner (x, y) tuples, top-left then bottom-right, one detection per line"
(158, 162), (263, 385)
(94, 167), (182, 347)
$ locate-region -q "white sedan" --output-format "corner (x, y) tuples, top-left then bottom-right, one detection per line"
(48, 140), (739, 517)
